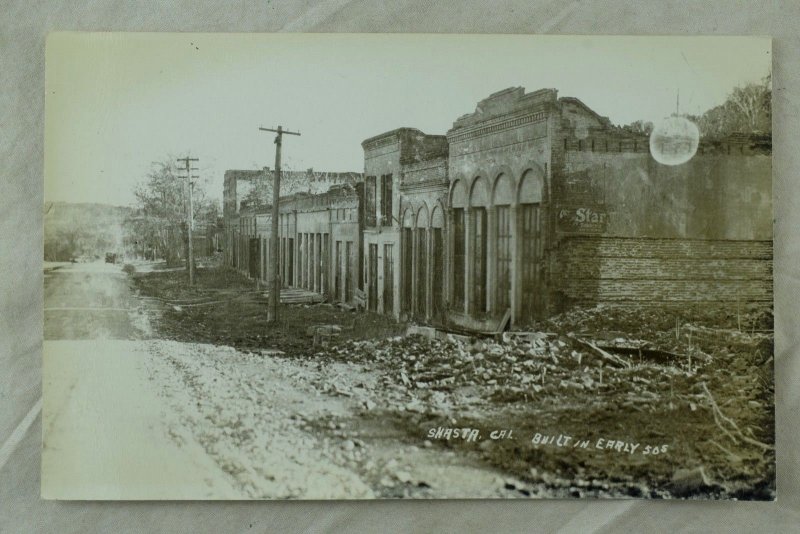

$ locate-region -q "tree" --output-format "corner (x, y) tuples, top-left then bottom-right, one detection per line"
(691, 73), (771, 138)
(127, 157), (218, 267)
(43, 224), (85, 261)
(239, 166), (316, 210)
(616, 74), (772, 142)
(618, 120), (654, 136)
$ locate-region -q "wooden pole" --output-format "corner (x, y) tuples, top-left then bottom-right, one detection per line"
(176, 157), (199, 287)
(259, 126), (300, 322)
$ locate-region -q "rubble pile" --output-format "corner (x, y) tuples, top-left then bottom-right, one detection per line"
(320, 330), (700, 411)
(136, 264), (774, 498)
(317, 303), (774, 498)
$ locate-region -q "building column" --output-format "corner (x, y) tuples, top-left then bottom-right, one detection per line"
(463, 207), (472, 315)
(307, 233), (312, 292)
(377, 245), (384, 315)
(425, 225), (433, 323)
(294, 230), (299, 290)
(311, 233), (315, 291)
(261, 237), (266, 281)
(511, 204), (522, 324)
(301, 233), (304, 288)
(486, 205), (497, 315)
(317, 232), (322, 294)
(447, 211), (455, 311)
(283, 236), (288, 287)
(312, 233), (317, 293)
(297, 234), (302, 288)
(394, 232), (401, 319)
(238, 234), (243, 271)
(285, 220), (289, 286)
(326, 219), (333, 298)
(443, 211), (450, 323)
(411, 229), (417, 317)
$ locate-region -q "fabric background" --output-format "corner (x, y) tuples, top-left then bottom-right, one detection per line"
(1, 1), (798, 532)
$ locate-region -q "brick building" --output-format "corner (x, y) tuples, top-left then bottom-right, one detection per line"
(365, 86), (771, 330)
(444, 88), (556, 330)
(360, 128), (449, 320)
(223, 168), (364, 306)
(223, 86), (772, 332)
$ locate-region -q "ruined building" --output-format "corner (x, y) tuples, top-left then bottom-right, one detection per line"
(224, 168), (363, 291)
(225, 87), (772, 331)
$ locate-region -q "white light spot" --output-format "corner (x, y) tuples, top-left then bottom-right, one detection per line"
(649, 116), (700, 166)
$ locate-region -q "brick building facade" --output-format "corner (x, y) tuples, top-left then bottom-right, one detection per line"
(360, 128), (449, 320)
(223, 168), (364, 307)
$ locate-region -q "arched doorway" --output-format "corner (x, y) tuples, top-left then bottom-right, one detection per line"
(415, 205), (429, 319)
(470, 176), (489, 315)
(493, 173), (514, 313)
(518, 169), (544, 321)
(430, 204), (445, 321)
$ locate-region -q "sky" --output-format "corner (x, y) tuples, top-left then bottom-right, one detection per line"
(44, 33), (771, 207)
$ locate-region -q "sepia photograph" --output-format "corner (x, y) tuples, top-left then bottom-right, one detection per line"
(42, 32), (773, 500)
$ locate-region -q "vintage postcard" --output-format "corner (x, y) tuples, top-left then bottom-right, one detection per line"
(43, 33), (773, 500)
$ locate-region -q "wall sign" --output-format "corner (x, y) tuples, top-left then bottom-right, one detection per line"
(557, 206), (609, 233)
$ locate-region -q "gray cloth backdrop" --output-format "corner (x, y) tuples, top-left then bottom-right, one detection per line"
(1, 1), (798, 532)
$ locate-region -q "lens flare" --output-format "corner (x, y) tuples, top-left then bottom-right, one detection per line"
(649, 116), (700, 166)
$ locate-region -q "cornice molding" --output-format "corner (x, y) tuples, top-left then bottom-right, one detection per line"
(447, 110), (548, 144)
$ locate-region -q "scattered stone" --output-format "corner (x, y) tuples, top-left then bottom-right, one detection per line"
(406, 325), (437, 339)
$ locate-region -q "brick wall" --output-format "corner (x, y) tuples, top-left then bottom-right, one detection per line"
(402, 157), (448, 185)
(553, 236), (772, 307)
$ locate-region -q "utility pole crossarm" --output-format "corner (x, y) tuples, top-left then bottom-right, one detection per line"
(258, 126), (301, 136)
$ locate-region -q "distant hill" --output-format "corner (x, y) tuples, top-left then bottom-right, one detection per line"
(44, 202), (134, 261)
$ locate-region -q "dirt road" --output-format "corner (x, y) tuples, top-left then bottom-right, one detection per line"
(43, 262), (241, 498)
(42, 262), (516, 499)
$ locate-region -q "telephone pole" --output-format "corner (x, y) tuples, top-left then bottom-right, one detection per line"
(177, 156), (199, 287)
(259, 125), (300, 322)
